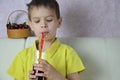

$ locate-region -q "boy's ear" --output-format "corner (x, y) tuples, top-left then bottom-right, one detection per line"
(58, 17), (62, 28)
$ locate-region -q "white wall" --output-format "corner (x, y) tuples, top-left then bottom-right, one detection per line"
(0, 0), (120, 37)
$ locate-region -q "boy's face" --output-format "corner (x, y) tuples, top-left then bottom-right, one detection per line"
(29, 6), (62, 40)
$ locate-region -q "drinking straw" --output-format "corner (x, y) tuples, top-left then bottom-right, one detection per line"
(39, 33), (44, 61)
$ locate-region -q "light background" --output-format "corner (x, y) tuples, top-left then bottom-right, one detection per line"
(0, 0), (120, 38)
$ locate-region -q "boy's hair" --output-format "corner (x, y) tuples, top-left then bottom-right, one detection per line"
(27, 0), (60, 21)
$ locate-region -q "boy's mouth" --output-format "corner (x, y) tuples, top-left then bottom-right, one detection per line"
(42, 32), (49, 36)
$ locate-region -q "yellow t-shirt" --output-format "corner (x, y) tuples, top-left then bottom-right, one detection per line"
(7, 38), (85, 80)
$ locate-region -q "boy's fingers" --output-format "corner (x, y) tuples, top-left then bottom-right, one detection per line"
(35, 72), (45, 77)
(29, 70), (36, 80)
(33, 63), (43, 67)
(38, 59), (47, 63)
(29, 74), (36, 78)
(29, 70), (34, 74)
(38, 59), (49, 67)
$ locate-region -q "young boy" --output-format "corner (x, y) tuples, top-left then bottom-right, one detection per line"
(7, 0), (85, 80)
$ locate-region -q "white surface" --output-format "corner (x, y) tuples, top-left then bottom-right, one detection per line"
(106, 38), (120, 80)
(0, 38), (25, 80)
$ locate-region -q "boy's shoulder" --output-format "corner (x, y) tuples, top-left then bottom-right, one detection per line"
(16, 46), (34, 57)
(17, 41), (37, 57)
(58, 40), (76, 52)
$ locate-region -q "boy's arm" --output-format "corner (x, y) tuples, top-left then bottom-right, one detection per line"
(67, 72), (80, 80)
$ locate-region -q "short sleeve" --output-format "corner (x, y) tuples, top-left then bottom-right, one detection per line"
(66, 47), (85, 75)
(7, 51), (24, 80)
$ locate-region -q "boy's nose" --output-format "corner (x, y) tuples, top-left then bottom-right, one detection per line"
(40, 21), (47, 28)
(41, 25), (46, 28)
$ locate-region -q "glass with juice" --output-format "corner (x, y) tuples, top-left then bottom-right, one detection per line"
(33, 33), (46, 80)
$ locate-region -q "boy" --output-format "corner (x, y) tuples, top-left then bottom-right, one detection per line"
(7, 0), (85, 80)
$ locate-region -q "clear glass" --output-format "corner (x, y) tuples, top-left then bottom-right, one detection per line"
(32, 50), (46, 80)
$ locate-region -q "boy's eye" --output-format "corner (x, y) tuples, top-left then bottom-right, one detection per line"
(46, 19), (53, 22)
(34, 20), (40, 23)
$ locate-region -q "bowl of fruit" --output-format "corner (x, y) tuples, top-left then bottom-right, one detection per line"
(6, 10), (30, 38)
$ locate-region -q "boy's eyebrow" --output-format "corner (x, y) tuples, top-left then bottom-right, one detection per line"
(46, 15), (54, 18)
(32, 15), (55, 20)
(32, 17), (40, 20)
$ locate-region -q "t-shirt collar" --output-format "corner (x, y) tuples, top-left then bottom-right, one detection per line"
(46, 38), (60, 58)
(32, 38), (61, 58)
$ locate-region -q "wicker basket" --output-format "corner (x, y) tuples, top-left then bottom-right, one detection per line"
(7, 10), (30, 38)
(7, 29), (30, 38)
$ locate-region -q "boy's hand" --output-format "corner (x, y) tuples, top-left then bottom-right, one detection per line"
(29, 70), (36, 80)
(32, 59), (66, 80)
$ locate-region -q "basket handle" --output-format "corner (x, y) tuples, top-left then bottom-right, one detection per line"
(7, 10), (28, 24)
